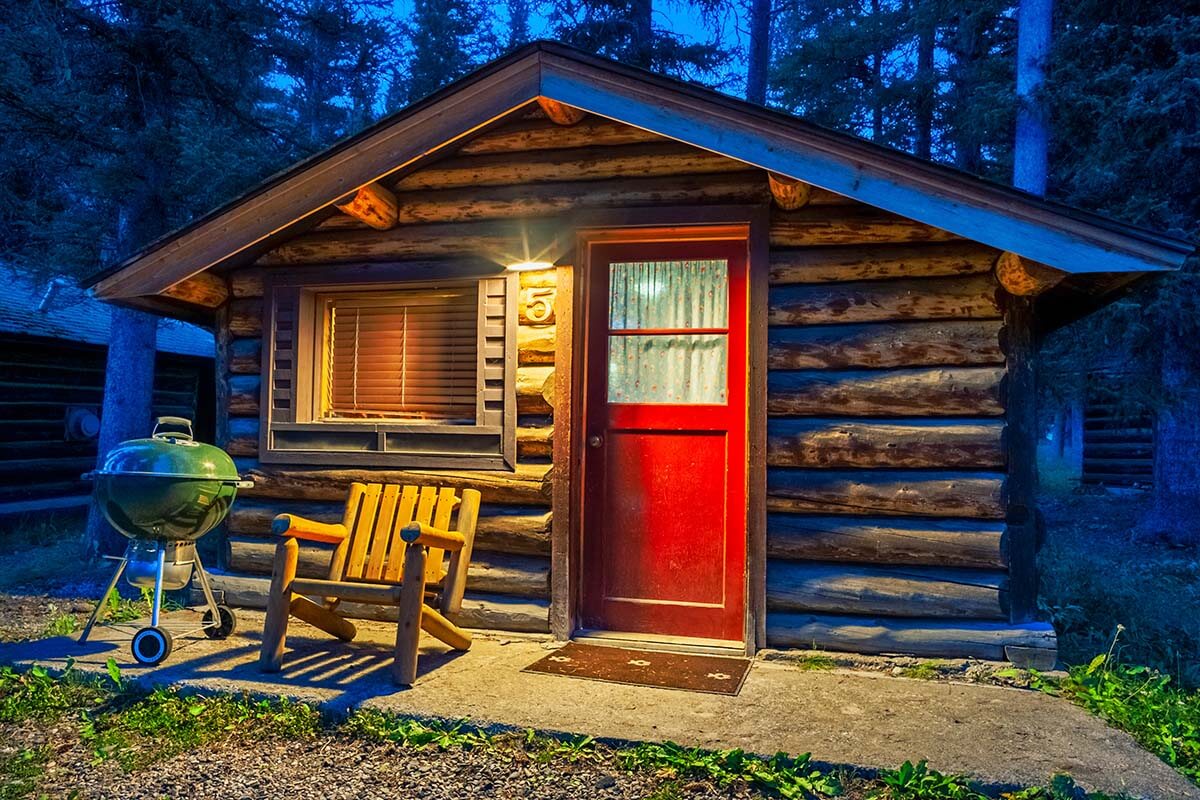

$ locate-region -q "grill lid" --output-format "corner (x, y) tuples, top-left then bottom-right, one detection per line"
(94, 417), (241, 481)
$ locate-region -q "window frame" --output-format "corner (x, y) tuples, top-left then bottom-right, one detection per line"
(258, 264), (518, 470)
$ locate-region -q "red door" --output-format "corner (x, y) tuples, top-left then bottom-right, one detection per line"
(581, 238), (747, 643)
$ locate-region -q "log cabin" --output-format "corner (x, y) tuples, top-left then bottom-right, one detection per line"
(0, 268), (214, 516)
(85, 42), (1193, 665)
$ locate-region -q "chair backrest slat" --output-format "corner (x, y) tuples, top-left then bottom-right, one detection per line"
(326, 482), (367, 582)
(342, 483), (382, 580)
(363, 484), (399, 581)
(383, 485), (420, 582)
(425, 487), (459, 584)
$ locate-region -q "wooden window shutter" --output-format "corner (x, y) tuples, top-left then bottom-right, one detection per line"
(265, 286), (302, 425)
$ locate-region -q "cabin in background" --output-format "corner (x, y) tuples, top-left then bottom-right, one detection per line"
(85, 43), (1193, 666)
(0, 269), (214, 516)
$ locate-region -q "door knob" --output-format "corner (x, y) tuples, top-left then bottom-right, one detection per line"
(588, 435), (604, 448)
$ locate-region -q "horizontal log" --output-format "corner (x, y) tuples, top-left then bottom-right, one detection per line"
(161, 272), (228, 308)
(517, 425), (553, 461)
(769, 242), (997, 284)
(201, 570), (549, 633)
(765, 613), (1055, 661)
(228, 375), (260, 416)
(766, 419), (1005, 469)
(767, 514), (1006, 569)
(227, 298), (264, 336)
(767, 320), (1005, 370)
(227, 416), (259, 457)
(769, 274), (1000, 326)
(236, 460), (552, 506)
(227, 498), (551, 555)
(766, 469), (1005, 518)
(392, 142), (748, 192)
(770, 207), (959, 247)
(460, 117), (662, 154)
(376, 173), (773, 227)
(229, 268), (265, 298)
(228, 337), (261, 374)
(258, 220), (564, 266)
(226, 538), (549, 598)
(768, 367), (1005, 417)
(766, 561), (1008, 619)
(518, 324), (556, 364)
(517, 365), (554, 415)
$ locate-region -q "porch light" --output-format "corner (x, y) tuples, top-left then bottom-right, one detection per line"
(505, 260), (555, 272)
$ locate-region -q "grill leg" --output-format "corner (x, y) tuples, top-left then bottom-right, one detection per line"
(191, 550), (222, 623)
(79, 553), (128, 645)
(150, 543), (166, 628)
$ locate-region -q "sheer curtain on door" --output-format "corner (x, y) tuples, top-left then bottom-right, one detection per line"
(607, 259), (729, 405)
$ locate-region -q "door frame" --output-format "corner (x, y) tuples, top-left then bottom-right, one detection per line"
(549, 205), (770, 656)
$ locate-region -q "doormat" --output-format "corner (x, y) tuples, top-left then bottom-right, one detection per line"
(523, 641), (751, 695)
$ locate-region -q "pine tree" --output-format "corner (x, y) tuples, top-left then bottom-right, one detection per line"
(389, 0), (497, 108)
(546, 0), (730, 79)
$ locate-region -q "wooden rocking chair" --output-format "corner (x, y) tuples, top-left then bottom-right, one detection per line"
(258, 482), (481, 685)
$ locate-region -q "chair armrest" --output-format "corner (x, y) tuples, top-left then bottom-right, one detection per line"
(271, 514), (349, 544)
(400, 522), (465, 551)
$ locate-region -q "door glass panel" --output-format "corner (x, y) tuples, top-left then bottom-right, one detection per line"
(609, 260), (728, 330)
(608, 334), (727, 404)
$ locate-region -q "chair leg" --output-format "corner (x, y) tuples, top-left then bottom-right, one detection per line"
(393, 543), (428, 686)
(259, 538), (298, 673)
(290, 595), (357, 641)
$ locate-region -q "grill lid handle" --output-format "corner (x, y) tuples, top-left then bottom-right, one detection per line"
(152, 416), (194, 442)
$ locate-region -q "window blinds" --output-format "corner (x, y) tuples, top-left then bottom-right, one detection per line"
(323, 286), (478, 422)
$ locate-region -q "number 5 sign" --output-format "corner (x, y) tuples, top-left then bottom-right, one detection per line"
(522, 286), (555, 323)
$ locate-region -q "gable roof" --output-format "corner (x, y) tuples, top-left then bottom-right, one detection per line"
(0, 268), (213, 357)
(87, 40), (1193, 304)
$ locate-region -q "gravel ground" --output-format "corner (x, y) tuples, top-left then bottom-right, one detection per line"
(4, 720), (784, 800)
(0, 592), (95, 643)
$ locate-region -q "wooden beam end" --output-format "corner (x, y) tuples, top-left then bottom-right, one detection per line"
(335, 182), (399, 230)
(768, 173), (813, 211)
(536, 96), (586, 126)
(995, 251), (1066, 296)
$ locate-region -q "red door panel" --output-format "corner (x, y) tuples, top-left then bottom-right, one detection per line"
(581, 239), (747, 643)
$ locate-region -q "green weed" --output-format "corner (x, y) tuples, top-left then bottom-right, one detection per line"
(523, 730), (602, 763)
(900, 662), (943, 681)
(0, 746), (49, 800)
(81, 687), (322, 771)
(793, 654), (838, 671)
(1031, 644), (1200, 783)
(342, 710), (491, 750)
(620, 741), (842, 798)
(872, 761), (985, 800)
(41, 610), (78, 638)
(0, 664), (104, 723)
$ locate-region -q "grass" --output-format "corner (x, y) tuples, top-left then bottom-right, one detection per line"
(1031, 639), (1200, 783)
(899, 662), (943, 681)
(1037, 484), (1200, 687)
(0, 662), (1149, 800)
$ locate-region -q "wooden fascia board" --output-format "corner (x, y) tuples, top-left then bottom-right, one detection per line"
(538, 53), (1189, 276)
(93, 55), (543, 300)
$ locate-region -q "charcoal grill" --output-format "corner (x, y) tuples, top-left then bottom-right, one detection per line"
(79, 417), (252, 665)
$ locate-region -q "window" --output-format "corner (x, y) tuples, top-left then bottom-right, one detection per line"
(259, 271), (517, 469)
(320, 287), (478, 423)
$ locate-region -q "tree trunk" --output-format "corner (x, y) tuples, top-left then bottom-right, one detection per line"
(915, 13), (935, 160)
(630, 0), (653, 68)
(85, 306), (159, 557)
(1014, 0), (1052, 195)
(746, 0), (771, 105)
(1143, 322), (1200, 545)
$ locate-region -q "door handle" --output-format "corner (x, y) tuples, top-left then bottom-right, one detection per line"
(588, 435), (604, 448)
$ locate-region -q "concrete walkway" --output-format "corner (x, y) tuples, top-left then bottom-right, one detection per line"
(1, 610), (1194, 800)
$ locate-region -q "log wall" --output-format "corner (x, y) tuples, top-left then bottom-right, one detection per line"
(208, 108), (1050, 658)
